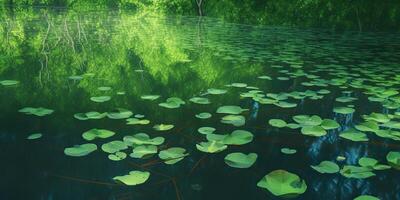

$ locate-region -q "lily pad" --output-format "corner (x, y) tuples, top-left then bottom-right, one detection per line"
(27, 133), (42, 140)
(130, 145), (158, 158)
(223, 130), (254, 145)
(386, 151), (400, 169)
(101, 140), (128, 153)
(281, 148), (297, 155)
(221, 115), (245, 126)
(198, 127), (216, 135)
(158, 147), (188, 164)
(207, 88), (227, 95)
(195, 112), (212, 119)
(339, 129), (369, 142)
(159, 97), (185, 109)
(196, 141), (227, 153)
(113, 171), (150, 186)
(269, 119), (287, 128)
(340, 165), (375, 179)
(293, 115), (322, 126)
(311, 161), (340, 174)
(153, 124), (174, 131)
(301, 126), (327, 137)
(123, 133), (164, 146)
(90, 96), (111, 103)
(107, 108), (133, 119)
(224, 152), (257, 168)
(189, 97), (211, 104)
(74, 112), (107, 120)
(141, 95), (160, 101)
(257, 170), (307, 197)
(126, 118), (150, 125)
(19, 107), (54, 117)
(216, 105), (248, 115)
(354, 195), (379, 200)
(82, 129), (115, 141)
(0, 80), (19, 86)
(108, 151), (127, 161)
(321, 119), (340, 130)
(64, 143), (97, 157)
(333, 107), (355, 114)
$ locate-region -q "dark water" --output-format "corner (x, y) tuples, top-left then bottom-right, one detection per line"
(1, 9), (400, 200)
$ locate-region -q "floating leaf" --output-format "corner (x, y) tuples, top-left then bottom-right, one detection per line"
(27, 133), (42, 140)
(224, 152), (257, 168)
(216, 105), (248, 115)
(159, 97), (185, 109)
(301, 126), (327, 137)
(321, 119), (340, 130)
(333, 107), (355, 114)
(195, 112), (212, 119)
(126, 118), (150, 125)
(123, 133), (164, 146)
(64, 143), (97, 157)
(221, 115), (245, 126)
(257, 170), (307, 197)
(0, 80), (19, 86)
(196, 141), (227, 153)
(108, 151), (127, 161)
(269, 119), (287, 128)
(207, 88), (227, 95)
(354, 195), (379, 200)
(19, 107), (54, 117)
(340, 165), (375, 179)
(339, 129), (369, 142)
(98, 86), (111, 91)
(90, 96), (111, 103)
(198, 127), (216, 135)
(82, 129), (115, 141)
(141, 95), (160, 101)
(113, 171), (150, 186)
(101, 140), (128, 153)
(223, 130), (253, 145)
(74, 112), (107, 120)
(130, 145), (157, 158)
(386, 151), (400, 169)
(107, 108), (133, 119)
(153, 124), (174, 131)
(189, 97), (211, 104)
(311, 161), (340, 174)
(293, 115), (322, 126)
(281, 148), (297, 155)
(158, 147), (188, 164)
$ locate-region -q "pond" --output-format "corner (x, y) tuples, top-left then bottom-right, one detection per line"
(1, 8), (400, 200)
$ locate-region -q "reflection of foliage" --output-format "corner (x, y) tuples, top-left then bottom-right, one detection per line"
(2, 0), (400, 30)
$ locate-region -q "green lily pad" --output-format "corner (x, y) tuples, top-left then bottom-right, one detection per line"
(224, 152), (257, 168)
(333, 107), (355, 114)
(113, 171), (150, 186)
(123, 133), (164, 146)
(27, 133), (42, 140)
(301, 126), (327, 137)
(216, 105), (248, 115)
(141, 95), (160, 101)
(130, 145), (158, 158)
(195, 112), (212, 119)
(107, 108), (133, 119)
(363, 112), (391, 123)
(90, 96), (111, 103)
(82, 129), (115, 141)
(158, 147), (188, 164)
(269, 119), (287, 128)
(355, 121), (379, 132)
(196, 141), (227, 153)
(0, 80), (19, 86)
(98, 86), (111, 91)
(19, 107), (54, 117)
(101, 140), (128, 153)
(153, 124), (174, 131)
(74, 112), (107, 120)
(221, 115), (245, 126)
(281, 148), (297, 155)
(108, 151), (127, 161)
(339, 129), (369, 142)
(293, 115), (322, 126)
(311, 161), (340, 174)
(189, 97), (211, 104)
(354, 195), (379, 200)
(386, 151), (400, 169)
(274, 101), (297, 108)
(64, 143), (97, 157)
(159, 97), (185, 109)
(198, 127), (216, 135)
(257, 170), (307, 197)
(358, 157), (378, 167)
(223, 130), (254, 145)
(321, 119), (340, 130)
(126, 118), (150, 125)
(340, 165), (376, 179)
(207, 88), (227, 95)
